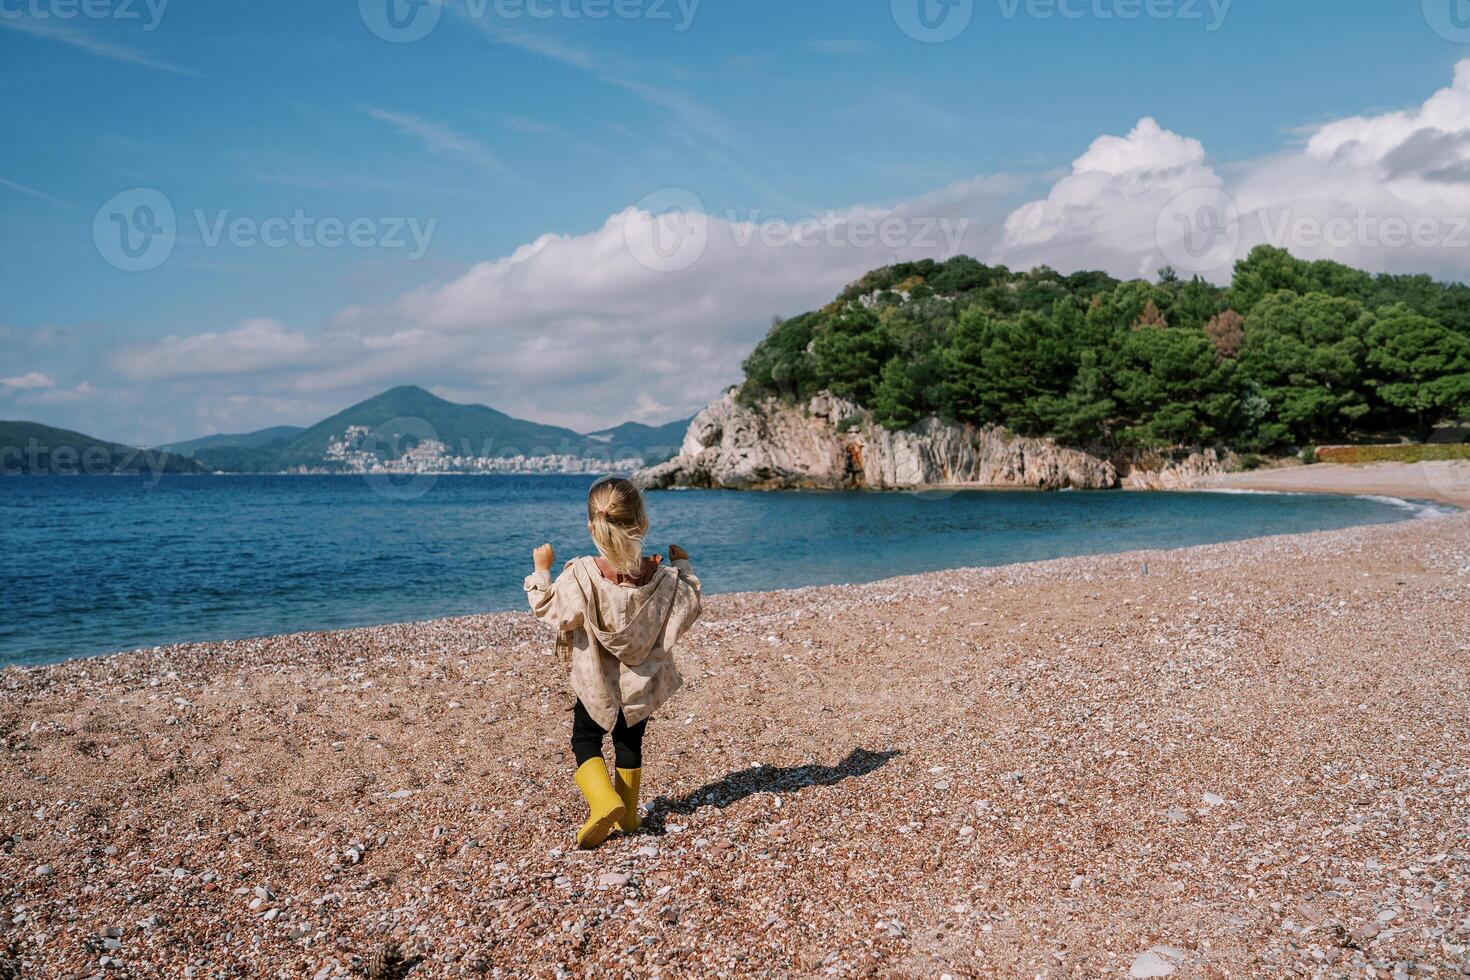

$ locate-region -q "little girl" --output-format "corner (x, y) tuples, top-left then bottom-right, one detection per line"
(524, 476), (702, 849)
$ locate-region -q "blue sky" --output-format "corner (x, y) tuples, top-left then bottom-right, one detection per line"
(3, 0), (1470, 444)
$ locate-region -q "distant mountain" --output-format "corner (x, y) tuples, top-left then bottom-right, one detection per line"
(1, 421), (203, 475)
(586, 418), (691, 464)
(285, 385), (593, 461)
(158, 425), (305, 457)
(153, 386), (693, 473)
(4, 392), (694, 476)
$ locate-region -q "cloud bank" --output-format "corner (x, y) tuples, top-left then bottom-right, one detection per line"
(25, 60), (1470, 441)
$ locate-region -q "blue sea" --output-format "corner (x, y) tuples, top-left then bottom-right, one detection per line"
(0, 474), (1436, 667)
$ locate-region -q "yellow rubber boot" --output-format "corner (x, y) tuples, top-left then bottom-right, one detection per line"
(615, 768), (641, 832)
(573, 759), (625, 850)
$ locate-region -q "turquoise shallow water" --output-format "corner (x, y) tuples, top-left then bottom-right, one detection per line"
(0, 474), (1435, 666)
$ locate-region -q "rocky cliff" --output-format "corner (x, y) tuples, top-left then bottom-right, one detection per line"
(636, 390), (1122, 491)
(1120, 448), (1239, 490)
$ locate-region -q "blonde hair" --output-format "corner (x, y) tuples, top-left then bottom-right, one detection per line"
(587, 477), (648, 578)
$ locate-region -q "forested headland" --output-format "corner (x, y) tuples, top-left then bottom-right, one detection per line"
(739, 246), (1470, 455)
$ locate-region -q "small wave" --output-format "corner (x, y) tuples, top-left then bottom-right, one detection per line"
(1198, 486), (1453, 518)
(1193, 487), (1304, 497)
(1353, 494), (1454, 519)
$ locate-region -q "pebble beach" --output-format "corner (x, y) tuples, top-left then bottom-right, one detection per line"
(3, 469), (1469, 978)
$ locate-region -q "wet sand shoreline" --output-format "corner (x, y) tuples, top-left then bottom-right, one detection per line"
(1191, 458), (1470, 508)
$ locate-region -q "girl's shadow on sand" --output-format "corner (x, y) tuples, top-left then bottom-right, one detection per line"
(640, 747), (900, 835)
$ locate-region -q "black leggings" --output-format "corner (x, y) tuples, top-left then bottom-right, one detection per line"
(571, 699), (648, 769)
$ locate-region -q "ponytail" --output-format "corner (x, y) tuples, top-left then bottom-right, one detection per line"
(587, 477), (648, 578)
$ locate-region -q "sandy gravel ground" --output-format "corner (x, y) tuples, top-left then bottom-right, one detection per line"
(1196, 460), (1470, 507)
(3, 508), (1469, 978)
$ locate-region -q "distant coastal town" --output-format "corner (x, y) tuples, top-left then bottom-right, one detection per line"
(318, 425), (629, 476)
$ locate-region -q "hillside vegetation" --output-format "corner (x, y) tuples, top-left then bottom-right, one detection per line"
(586, 418), (690, 459)
(1313, 444), (1470, 464)
(0, 421), (202, 475)
(740, 246), (1470, 453)
(159, 426), (306, 457)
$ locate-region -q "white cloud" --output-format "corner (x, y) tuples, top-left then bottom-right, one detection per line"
(111, 319), (325, 382)
(996, 117), (1224, 279)
(178, 393), (330, 439)
(363, 108), (522, 184)
(995, 59), (1470, 282)
(104, 173), (1016, 434)
(454, 10), (736, 150)
(2, 372), (56, 390)
(0, 374), (96, 408)
(631, 392), (672, 420)
(0, 176), (65, 206)
(321, 178), (1015, 427)
(1229, 59), (1470, 276)
(504, 115), (556, 136)
(0, 17), (195, 75)
(34, 381), (97, 405)
(94, 60), (1470, 439)
(806, 39), (874, 55)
